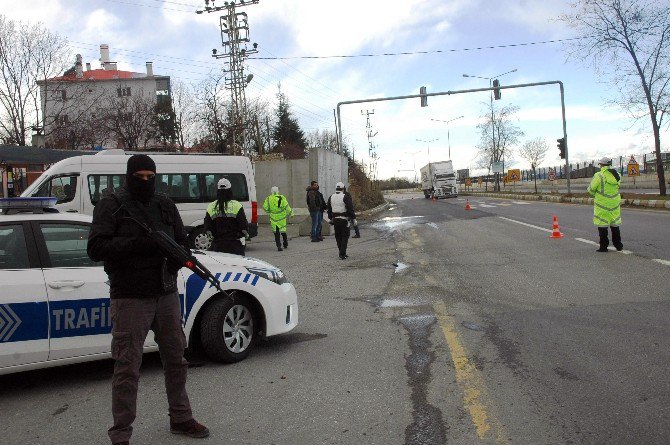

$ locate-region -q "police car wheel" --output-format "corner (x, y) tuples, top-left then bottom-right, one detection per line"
(200, 297), (256, 363)
(189, 227), (212, 250)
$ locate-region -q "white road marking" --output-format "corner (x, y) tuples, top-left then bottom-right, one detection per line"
(479, 204), (496, 208)
(574, 238), (632, 254)
(497, 203), (512, 206)
(512, 201), (532, 205)
(498, 216), (553, 233)
(652, 259), (670, 267)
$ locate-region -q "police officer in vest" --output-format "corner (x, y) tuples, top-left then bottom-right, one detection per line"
(327, 182), (356, 260)
(587, 157), (623, 252)
(263, 185), (294, 251)
(88, 154), (209, 445)
(204, 178), (249, 256)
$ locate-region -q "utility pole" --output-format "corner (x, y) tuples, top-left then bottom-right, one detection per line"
(198, 0), (259, 156)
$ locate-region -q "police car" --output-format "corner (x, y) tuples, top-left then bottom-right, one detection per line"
(0, 198), (298, 375)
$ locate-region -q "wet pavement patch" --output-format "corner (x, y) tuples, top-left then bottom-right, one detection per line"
(364, 295), (434, 309)
(398, 314), (448, 444)
(393, 262), (410, 273)
(553, 367), (580, 381)
(461, 321), (484, 331)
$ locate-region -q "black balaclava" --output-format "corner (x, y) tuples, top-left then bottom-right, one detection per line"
(217, 188), (233, 213)
(126, 154), (156, 203)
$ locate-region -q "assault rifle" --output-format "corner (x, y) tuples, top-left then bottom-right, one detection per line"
(125, 216), (228, 296)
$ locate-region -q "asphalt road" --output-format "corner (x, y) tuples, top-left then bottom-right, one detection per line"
(1, 194), (668, 444)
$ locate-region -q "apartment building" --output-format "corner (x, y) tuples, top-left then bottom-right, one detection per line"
(37, 44), (172, 150)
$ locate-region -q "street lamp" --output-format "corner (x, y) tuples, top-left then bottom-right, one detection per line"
(431, 116), (464, 160)
(462, 69), (517, 191)
(405, 150), (421, 184)
(416, 138), (438, 191)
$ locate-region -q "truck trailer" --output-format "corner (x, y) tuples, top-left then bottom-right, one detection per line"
(420, 161), (458, 198)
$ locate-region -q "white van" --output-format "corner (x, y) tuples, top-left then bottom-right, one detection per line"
(21, 150), (258, 248)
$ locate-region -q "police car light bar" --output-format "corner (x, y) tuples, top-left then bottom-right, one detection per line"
(0, 197), (58, 212)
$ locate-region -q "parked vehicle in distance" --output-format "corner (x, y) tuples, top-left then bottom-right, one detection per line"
(420, 161), (458, 199)
(20, 149), (258, 249)
(0, 197), (298, 376)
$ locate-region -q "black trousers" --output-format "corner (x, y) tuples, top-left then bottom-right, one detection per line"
(598, 226), (623, 250)
(213, 239), (245, 256)
(333, 218), (350, 257)
(274, 226), (288, 248)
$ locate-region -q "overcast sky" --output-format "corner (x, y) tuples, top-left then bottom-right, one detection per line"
(2, 0), (668, 179)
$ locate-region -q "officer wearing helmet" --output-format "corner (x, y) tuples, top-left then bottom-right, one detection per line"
(204, 177), (249, 256)
(587, 157), (623, 252)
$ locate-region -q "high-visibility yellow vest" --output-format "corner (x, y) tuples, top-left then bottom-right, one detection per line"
(587, 166), (621, 227)
(263, 193), (293, 232)
(207, 199), (243, 218)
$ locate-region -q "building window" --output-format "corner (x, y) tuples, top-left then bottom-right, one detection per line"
(117, 87), (131, 97)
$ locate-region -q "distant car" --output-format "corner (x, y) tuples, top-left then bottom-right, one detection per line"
(0, 198), (298, 376)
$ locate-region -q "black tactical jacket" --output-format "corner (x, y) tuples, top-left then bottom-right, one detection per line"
(87, 187), (187, 299)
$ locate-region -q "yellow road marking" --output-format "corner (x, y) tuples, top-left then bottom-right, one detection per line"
(433, 301), (507, 443)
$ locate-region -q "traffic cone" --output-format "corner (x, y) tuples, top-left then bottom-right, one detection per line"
(465, 199), (472, 211)
(549, 215), (564, 238)
(432, 194), (437, 202)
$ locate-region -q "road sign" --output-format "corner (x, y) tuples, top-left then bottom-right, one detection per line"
(465, 178), (472, 187)
(508, 169), (521, 182)
(627, 163), (640, 176)
(478, 177), (483, 186)
(492, 161), (504, 174)
(548, 168), (556, 181)
(629, 155), (638, 165)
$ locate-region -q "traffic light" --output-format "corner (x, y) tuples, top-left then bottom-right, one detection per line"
(492, 79), (501, 100)
(557, 137), (566, 159)
(420, 86), (427, 107)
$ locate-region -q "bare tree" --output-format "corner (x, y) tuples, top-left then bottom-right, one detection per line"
(559, 0), (670, 195)
(0, 15), (71, 146)
(519, 137), (550, 193)
(171, 80), (196, 150)
(476, 103), (525, 191)
(192, 72), (230, 153)
(99, 88), (160, 150)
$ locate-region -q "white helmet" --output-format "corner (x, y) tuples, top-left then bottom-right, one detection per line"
(598, 157), (612, 166)
(217, 178), (232, 190)
(335, 182), (345, 190)
(271, 186), (279, 194)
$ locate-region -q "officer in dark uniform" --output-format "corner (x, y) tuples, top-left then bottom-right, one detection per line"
(87, 154), (209, 445)
(204, 178), (249, 256)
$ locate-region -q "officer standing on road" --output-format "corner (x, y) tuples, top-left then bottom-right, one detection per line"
(327, 181), (356, 260)
(204, 178), (249, 255)
(88, 154), (209, 445)
(587, 157), (623, 252)
(306, 180), (326, 242)
(263, 185), (294, 251)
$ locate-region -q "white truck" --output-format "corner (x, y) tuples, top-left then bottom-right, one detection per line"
(420, 161), (458, 199)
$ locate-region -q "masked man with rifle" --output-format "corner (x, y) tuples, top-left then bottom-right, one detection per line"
(88, 154), (209, 445)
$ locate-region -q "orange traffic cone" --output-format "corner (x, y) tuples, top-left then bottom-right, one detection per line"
(465, 199), (472, 211)
(432, 194), (437, 203)
(549, 215), (564, 238)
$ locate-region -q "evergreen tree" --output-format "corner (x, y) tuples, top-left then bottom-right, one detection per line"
(271, 88), (307, 159)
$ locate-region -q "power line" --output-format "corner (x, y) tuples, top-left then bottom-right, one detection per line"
(250, 36), (587, 60)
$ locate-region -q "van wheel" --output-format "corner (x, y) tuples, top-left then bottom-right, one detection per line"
(189, 227), (211, 250)
(200, 297), (256, 363)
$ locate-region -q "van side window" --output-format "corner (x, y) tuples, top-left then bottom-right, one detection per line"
(202, 173), (249, 202)
(87, 175), (125, 205)
(86, 172), (249, 205)
(33, 175), (78, 204)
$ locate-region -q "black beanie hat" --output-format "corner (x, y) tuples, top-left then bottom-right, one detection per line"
(126, 154), (156, 175)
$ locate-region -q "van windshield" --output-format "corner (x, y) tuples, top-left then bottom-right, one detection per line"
(87, 173), (249, 205)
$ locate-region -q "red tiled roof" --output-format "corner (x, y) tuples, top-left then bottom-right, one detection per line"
(50, 69), (143, 81)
